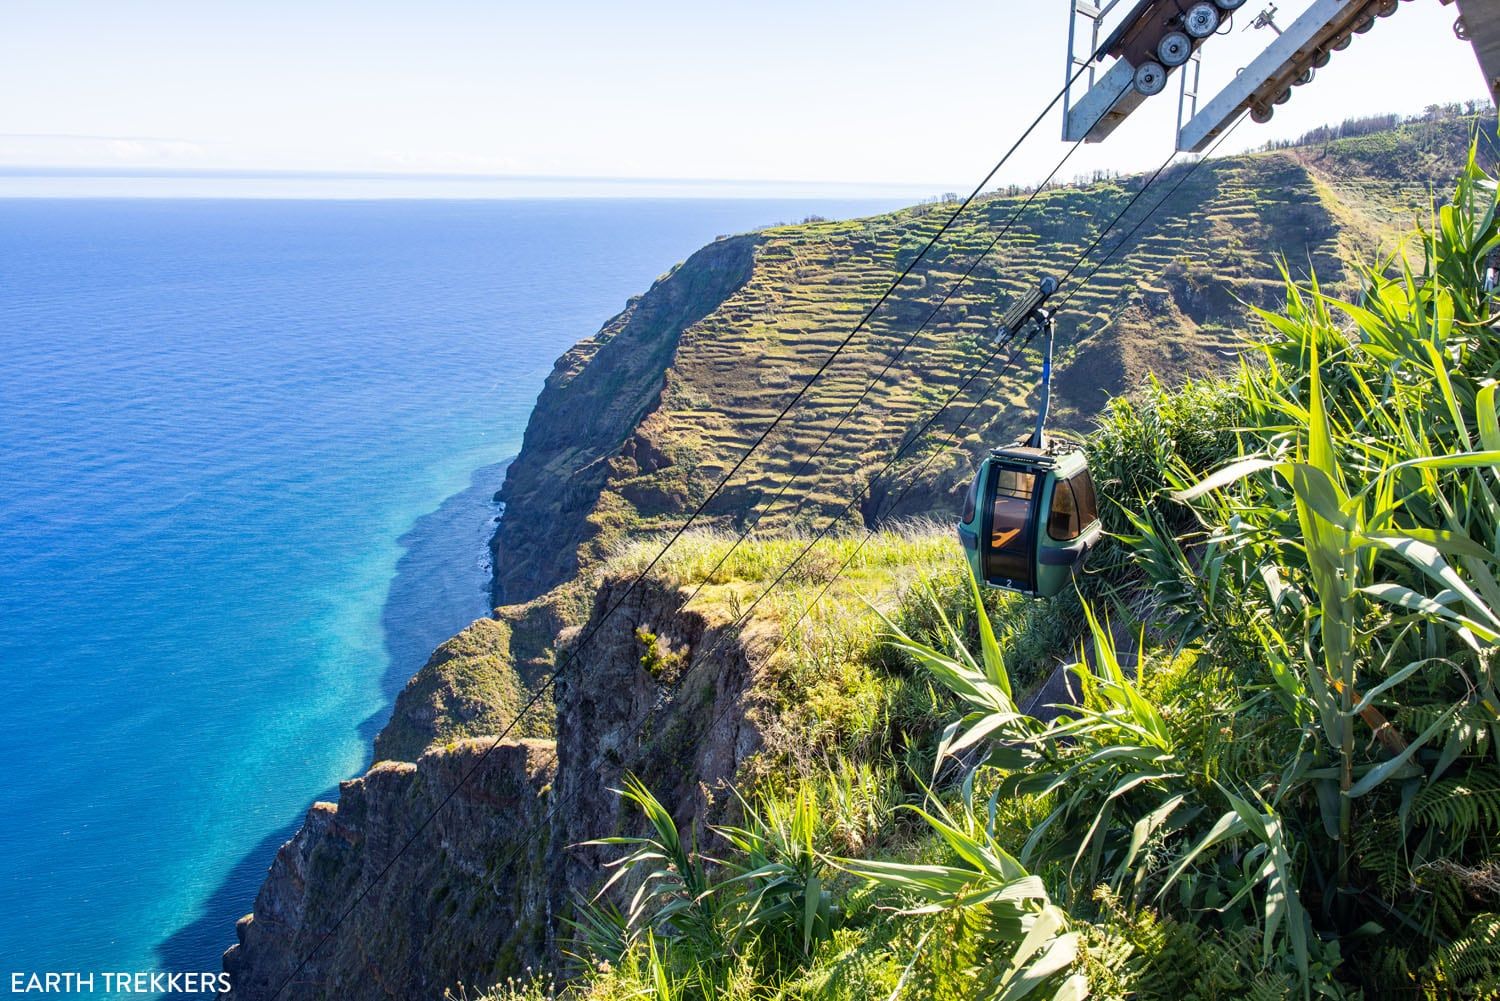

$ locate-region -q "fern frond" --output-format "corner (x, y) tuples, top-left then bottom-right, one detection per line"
(1399, 705), (1492, 758)
(1354, 816), (1407, 899)
(1371, 944), (1414, 988)
(1413, 868), (1472, 940)
(1413, 768), (1500, 844)
(1423, 912), (1500, 997)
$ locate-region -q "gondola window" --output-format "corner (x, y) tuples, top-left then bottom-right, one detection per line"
(1047, 469), (1099, 542)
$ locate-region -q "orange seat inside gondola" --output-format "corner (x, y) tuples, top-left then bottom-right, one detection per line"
(991, 527), (1021, 548)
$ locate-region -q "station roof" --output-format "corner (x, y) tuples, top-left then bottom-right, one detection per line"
(1450, 0), (1500, 103)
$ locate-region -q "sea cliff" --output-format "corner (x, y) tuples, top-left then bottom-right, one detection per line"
(222, 572), (769, 1001)
(221, 112), (1493, 1000)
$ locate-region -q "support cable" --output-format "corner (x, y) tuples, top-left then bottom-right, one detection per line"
(267, 62), (1098, 999)
(509, 120), (1258, 909)
(450, 133), (1214, 941)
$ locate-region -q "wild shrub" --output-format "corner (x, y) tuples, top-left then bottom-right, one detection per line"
(1138, 145), (1500, 992)
(850, 146), (1500, 998)
(512, 140), (1500, 1001)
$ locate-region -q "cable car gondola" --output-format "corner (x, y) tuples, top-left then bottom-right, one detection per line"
(957, 278), (1102, 598)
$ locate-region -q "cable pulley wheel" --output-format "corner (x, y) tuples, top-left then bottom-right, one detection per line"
(1331, 32), (1352, 50)
(1295, 66), (1315, 86)
(1157, 31), (1192, 67)
(1133, 60), (1168, 96)
(1251, 104), (1274, 124)
(1313, 49), (1332, 68)
(1273, 87), (1293, 105)
(1353, 16), (1375, 33)
(1184, 3), (1220, 38)
(1376, 0), (1398, 14)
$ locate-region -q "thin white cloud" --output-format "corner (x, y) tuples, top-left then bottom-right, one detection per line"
(0, 134), (207, 166)
(371, 149), (524, 173)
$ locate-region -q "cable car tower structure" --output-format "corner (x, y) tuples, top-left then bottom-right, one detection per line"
(1063, 0), (1500, 151)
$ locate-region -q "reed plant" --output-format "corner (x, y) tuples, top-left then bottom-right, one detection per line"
(485, 144), (1500, 1001)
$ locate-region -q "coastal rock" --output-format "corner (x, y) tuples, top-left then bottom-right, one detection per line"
(221, 573), (769, 1001)
(221, 740), (556, 1001)
(373, 594), (568, 763)
(550, 575), (768, 902)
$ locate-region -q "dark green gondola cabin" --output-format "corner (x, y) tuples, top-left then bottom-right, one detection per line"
(957, 442), (1101, 598)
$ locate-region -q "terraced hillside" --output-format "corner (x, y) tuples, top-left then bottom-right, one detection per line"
(493, 113), (1496, 604)
(223, 112), (1500, 1000)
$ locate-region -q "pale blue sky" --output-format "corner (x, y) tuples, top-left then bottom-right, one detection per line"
(0, 1), (1490, 195)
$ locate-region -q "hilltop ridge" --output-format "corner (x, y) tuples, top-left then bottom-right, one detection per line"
(492, 111), (1495, 606)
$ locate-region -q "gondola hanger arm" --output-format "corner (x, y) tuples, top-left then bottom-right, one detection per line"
(995, 275), (1058, 343)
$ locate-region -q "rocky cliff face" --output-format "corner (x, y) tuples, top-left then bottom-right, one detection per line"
(222, 574), (768, 1001)
(222, 739), (557, 1001)
(548, 575), (769, 901)
(222, 116), (1494, 1001)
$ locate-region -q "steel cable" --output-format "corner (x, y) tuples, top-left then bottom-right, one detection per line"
(267, 61), (1100, 999)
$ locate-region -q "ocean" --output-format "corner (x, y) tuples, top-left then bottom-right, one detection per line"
(0, 196), (903, 995)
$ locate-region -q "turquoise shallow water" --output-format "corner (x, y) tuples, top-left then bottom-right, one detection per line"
(0, 197), (902, 995)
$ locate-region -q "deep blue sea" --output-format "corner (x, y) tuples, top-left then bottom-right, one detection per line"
(0, 197), (901, 995)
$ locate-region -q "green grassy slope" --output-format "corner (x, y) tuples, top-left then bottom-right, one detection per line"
(474, 130), (1500, 1001)
(493, 112), (1498, 609)
(225, 111), (1500, 1001)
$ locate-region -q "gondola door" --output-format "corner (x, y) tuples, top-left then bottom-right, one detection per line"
(983, 462), (1040, 592)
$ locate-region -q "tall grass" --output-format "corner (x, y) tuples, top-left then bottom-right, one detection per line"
(1123, 144), (1500, 994)
(483, 144), (1500, 1001)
